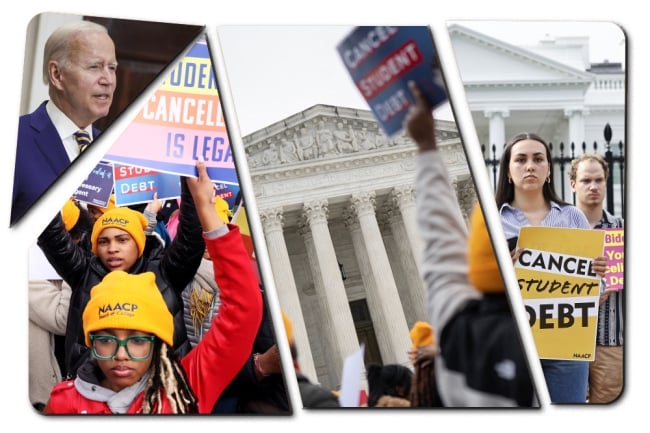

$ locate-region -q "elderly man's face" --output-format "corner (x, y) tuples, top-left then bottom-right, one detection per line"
(53, 30), (117, 127)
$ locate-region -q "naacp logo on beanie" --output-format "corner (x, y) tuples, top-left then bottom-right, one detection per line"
(90, 206), (148, 256)
(82, 271), (174, 347)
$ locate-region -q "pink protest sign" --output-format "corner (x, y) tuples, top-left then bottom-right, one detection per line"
(603, 228), (624, 290)
(103, 36), (237, 185)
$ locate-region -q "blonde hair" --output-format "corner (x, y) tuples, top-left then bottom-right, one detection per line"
(142, 343), (198, 414)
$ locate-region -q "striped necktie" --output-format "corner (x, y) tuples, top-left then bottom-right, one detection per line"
(74, 130), (91, 154)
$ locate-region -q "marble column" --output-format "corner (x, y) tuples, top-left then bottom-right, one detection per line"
(485, 109), (510, 161)
(565, 108), (586, 147)
(564, 108), (587, 196)
(302, 199), (360, 387)
(259, 207), (317, 383)
(391, 185), (422, 270)
(348, 191), (410, 365)
(383, 199), (426, 327)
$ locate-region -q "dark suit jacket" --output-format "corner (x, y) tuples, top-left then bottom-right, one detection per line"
(11, 101), (99, 225)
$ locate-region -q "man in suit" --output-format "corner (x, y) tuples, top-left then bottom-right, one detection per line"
(12, 20), (117, 225)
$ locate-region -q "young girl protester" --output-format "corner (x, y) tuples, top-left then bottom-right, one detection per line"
(38, 165), (206, 378)
(44, 161), (263, 414)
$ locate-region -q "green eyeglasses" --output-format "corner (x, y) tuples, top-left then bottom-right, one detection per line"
(89, 335), (156, 361)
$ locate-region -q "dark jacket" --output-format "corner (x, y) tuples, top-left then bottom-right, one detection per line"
(44, 228), (263, 414)
(439, 294), (536, 407)
(297, 374), (340, 409)
(12, 101), (101, 225)
(213, 289), (290, 414)
(416, 150), (537, 407)
(37, 179), (205, 377)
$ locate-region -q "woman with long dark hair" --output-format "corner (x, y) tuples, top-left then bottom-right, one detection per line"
(495, 133), (607, 403)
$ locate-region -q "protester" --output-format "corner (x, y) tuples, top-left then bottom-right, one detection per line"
(43, 167), (263, 413)
(181, 197), (289, 414)
(408, 321), (443, 407)
(86, 194), (116, 225)
(29, 278), (71, 412)
(405, 81), (537, 407)
(569, 152), (624, 403)
(12, 20), (117, 225)
(37, 162), (207, 378)
(366, 363), (413, 408)
(29, 199), (93, 410)
(494, 130), (608, 403)
(282, 311), (340, 408)
(128, 193), (174, 248)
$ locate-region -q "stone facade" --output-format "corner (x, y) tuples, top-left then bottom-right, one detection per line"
(245, 104), (471, 389)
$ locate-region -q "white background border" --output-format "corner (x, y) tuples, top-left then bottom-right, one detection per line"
(3, 1), (643, 429)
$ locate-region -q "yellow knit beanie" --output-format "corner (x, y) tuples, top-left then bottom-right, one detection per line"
(61, 199), (81, 232)
(83, 271), (173, 347)
(467, 204), (504, 293)
(91, 206), (148, 256)
(99, 194), (116, 213)
(215, 196), (233, 223)
(409, 321), (434, 351)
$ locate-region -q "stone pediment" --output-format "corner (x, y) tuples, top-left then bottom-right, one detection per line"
(243, 104), (459, 172)
(448, 24), (595, 88)
(243, 104), (467, 227)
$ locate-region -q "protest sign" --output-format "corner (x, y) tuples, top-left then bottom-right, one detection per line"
(112, 164), (181, 207)
(215, 182), (240, 210)
(103, 35), (238, 186)
(603, 228), (624, 290)
(337, 26), (447, 137)
(72, 161), (114, 207)
(515, 226), (604, 361)
(338, 344), (365, 407)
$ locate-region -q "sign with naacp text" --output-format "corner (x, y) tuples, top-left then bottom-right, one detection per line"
(73, 161), (114, 207)
(337, 26), (447, 137)
(603, 228), (624, 291)
(103, 35), (238, 186)
(515, 227), (605, 361)
(113, 164), (181, 207)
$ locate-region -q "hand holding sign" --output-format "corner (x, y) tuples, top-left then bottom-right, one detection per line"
(337, 26), (447, 137)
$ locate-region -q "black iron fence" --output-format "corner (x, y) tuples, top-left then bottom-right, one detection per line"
(482, 124), (625, 219)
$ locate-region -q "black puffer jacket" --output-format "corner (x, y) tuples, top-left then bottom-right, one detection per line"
(37, 179), (205, 378)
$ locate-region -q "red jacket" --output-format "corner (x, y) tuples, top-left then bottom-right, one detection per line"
(44, 226), (263, 414)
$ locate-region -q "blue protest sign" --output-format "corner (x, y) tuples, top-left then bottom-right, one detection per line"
(73, 161), (114, 207)
(337, 26), (447, 137)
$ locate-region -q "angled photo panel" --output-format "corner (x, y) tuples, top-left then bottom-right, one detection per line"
(444, 19), (626, 405)
(12, 11), (203, 227)
(28, 20), (292, 415)
(218, 24), (540, 409)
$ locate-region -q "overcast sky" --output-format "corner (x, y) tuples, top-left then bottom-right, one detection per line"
(451, 20), (626, 65)
(217, 22), (626, 137)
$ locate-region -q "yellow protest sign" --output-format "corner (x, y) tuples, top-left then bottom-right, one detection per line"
(515, 226), (605, 361)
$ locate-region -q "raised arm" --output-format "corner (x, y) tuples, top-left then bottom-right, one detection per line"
(405, 81), (481, 335)
(36, 212), (90, 290)
(158, 173), (206, 293)
(180, 160), (263, 412)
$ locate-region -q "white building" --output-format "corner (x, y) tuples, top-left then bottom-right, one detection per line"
(449, 23), (625, 152)
(244, 25), (626, 390)
(245, 104), (470, 389)
(448, 24), (626, 214)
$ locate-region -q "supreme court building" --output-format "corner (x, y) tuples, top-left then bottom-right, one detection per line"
(244, 104), (472, 389)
